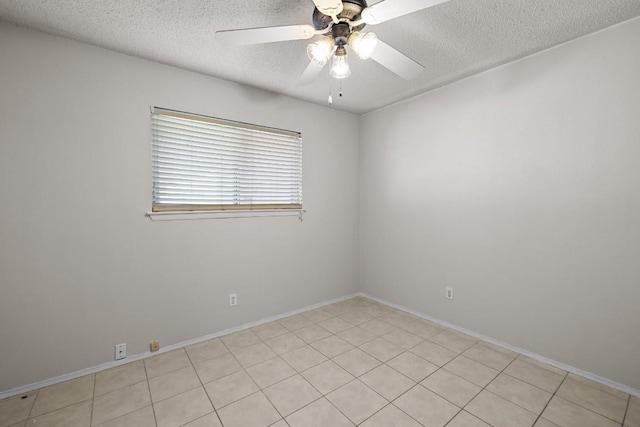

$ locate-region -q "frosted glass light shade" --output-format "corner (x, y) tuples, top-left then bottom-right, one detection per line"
(330, 47), (351, 79)
(348, 31), (378, 60)
(307, 36), (335, 66)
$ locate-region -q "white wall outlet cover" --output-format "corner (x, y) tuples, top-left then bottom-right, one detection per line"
(445, 287), (454, 300)
(229, 293), (238, 307)
(115, 343), (127, 360)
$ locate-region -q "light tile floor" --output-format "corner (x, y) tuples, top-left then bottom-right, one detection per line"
(0, 296), (637, 427)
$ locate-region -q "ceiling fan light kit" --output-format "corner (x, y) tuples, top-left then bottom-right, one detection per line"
(215, 0), (451, 85)
(348, 31), (378, 60)
(307, 36), (336, 66)
(330, 45), (351, 79)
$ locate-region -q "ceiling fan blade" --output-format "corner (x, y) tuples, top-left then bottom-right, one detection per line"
(362, 0), (450, 25)
(297, 61), (325, 86)
(312, 0), (344, 16)
(370, 39), (424, 80)
(216, 24), (316, 46)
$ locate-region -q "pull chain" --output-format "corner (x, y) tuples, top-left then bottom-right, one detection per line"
(339, 79), (343, 98)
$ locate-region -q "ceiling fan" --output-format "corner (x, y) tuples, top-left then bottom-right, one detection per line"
(215, 0), (450, 85)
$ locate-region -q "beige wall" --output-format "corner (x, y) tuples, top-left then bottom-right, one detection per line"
(360, 17), (640, 389)
(0, 23), (360, 392)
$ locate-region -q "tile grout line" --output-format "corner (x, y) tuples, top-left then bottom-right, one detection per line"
(547, 372), (630, 425)
(531, 370), (569, 427)
(622, 394), (631, 427)
(218, 324), (322, 424)
(329, 306), (447, 426)
(203, 335), (237, 426)
(183, 349), (225, 427)
(293, 304), (465, 426)
(325, 316), (402, 426)
(256, 355), (303, 424)
(141, 360), (159, 427)
(384, 356), (448, 427)
(441, 343), (562, 427)
(442, 344), (524, 427)
(356, 382), (424, 426)
(84, 364), (155, 426)
(351, 338), (432, 425)
(25, 388), (39, 422)
(286, 305), (382, 425)
(374, 329), (494, 426)
(90, 374), (96, 427)
(372, 314), (492, 425)
(21, 378), (96, 423)
(319, 304), (400, 426)
(295, 300), (394, 425)
(258, 301), (386, 425)
(454, 341), (630, 422)
(192, 336), (255, 427)
(568, 375), (635, 401)
(82, 375), (150, 426)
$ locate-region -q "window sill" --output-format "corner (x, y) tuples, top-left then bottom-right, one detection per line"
(146, 209), (305, 221)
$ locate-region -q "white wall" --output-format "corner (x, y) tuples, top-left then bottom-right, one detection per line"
(0, 22), (360, 392)
(360, 17), (640, 389)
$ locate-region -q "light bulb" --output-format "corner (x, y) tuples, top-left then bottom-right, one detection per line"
(330, 46), (351, 79)
(307, 36), (335, 66)
(348, 31), (378, 60)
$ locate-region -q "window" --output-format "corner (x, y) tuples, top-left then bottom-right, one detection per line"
(151, 107), (302, 213)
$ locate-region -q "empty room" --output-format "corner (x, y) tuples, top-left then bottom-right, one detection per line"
(0, 0), (639, 426)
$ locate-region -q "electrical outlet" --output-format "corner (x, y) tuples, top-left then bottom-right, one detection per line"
(115, 343), (127, 360)
(229, 293), (238, 307)
(445, 287), (454, 300)
(150, 340), (160, 352)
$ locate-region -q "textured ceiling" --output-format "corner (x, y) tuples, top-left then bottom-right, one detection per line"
(1, 0), (640, 114)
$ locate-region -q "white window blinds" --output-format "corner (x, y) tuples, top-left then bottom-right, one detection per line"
(151, 107), (302, 212)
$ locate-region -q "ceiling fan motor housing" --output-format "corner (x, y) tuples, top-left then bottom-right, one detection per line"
(313, 0), (368, 32)
(331, 22), (351, 45)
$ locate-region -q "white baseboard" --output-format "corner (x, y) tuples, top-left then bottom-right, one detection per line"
(0, 292), (359, 400)
(360, 292), (640, 398)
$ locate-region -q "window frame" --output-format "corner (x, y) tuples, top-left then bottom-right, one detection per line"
(150, 107), (303, 216)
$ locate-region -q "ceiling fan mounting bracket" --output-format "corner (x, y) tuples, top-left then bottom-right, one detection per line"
(312, 0), (367, 32)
